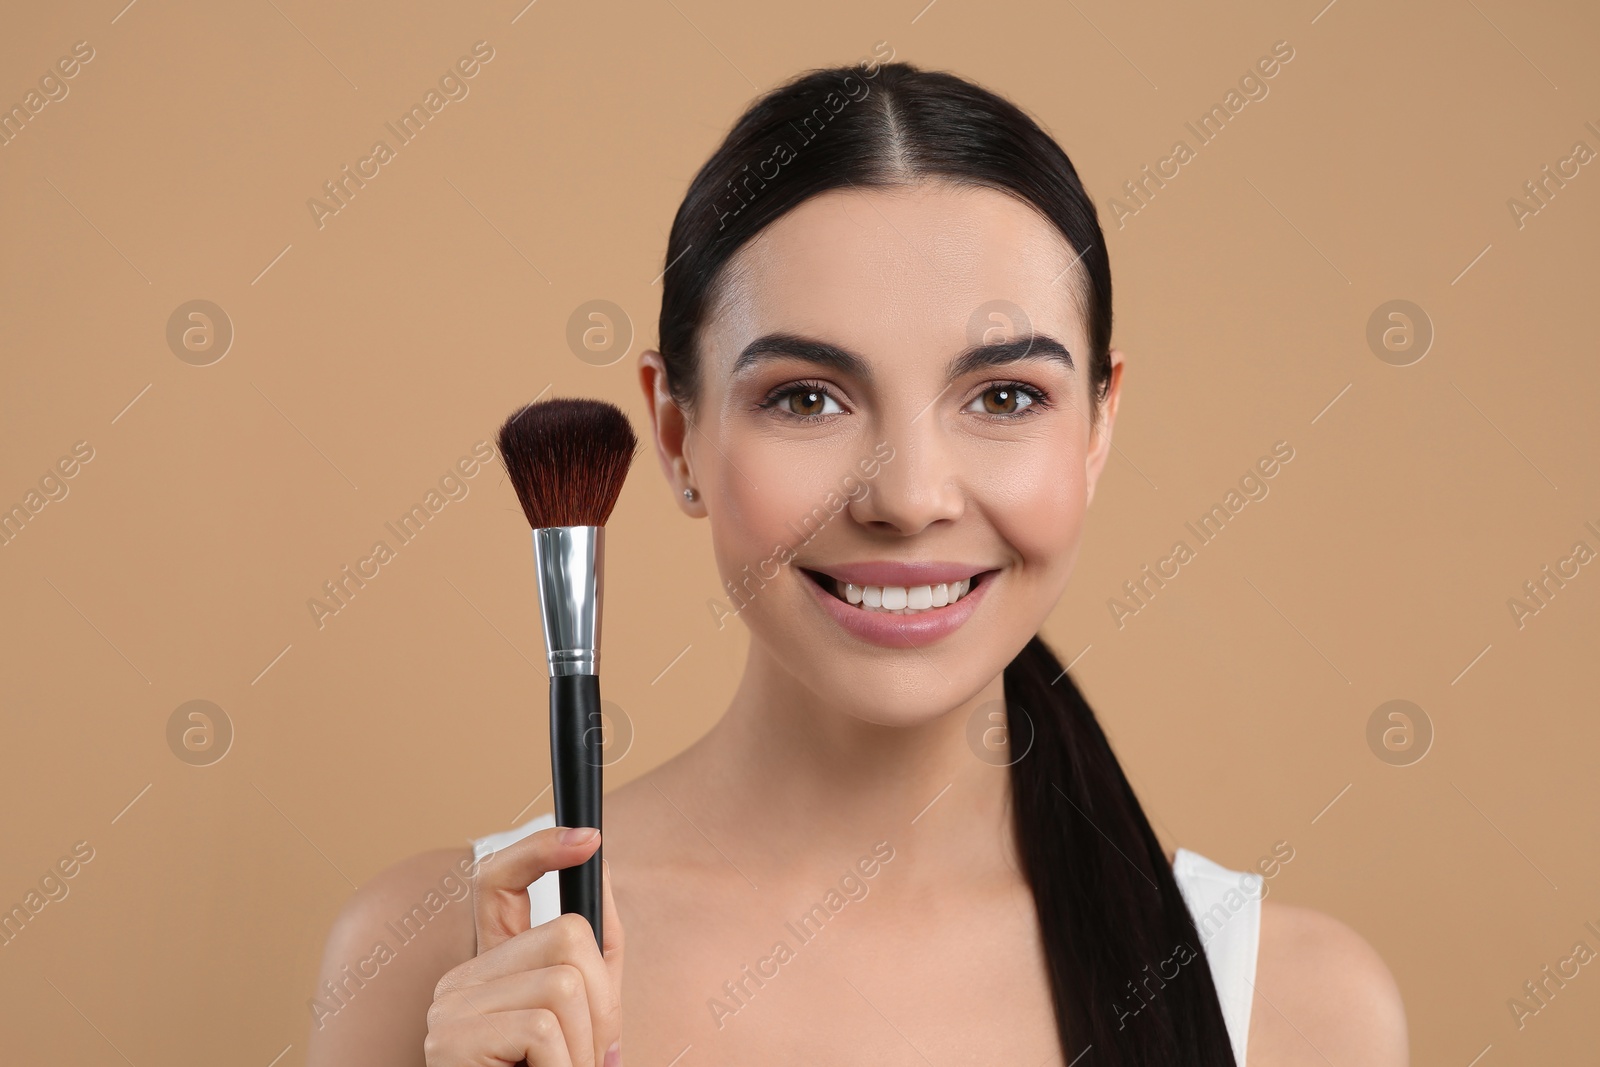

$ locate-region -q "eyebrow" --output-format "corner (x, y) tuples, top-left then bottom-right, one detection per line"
(731, 332), (1075, 382)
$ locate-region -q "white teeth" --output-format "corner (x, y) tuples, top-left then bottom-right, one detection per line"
(832, 576), (978, 613)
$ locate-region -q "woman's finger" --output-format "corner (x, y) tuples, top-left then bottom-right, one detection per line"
(597, 858), (625, 1064)
(448, 911), (619, 1015)
(471, 826), (602, 953)
(431, 965), (596, 1067)
(600, 858), (624, 979)
(425, 1006), (576, 1067)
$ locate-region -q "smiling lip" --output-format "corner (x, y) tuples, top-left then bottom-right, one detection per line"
(800, 565), (999, 648)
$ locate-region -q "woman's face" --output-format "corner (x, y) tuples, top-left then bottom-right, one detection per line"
(641, 182), (1123, 726)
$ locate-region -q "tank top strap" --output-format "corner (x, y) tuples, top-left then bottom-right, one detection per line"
(1171, 847), (1262, 1066)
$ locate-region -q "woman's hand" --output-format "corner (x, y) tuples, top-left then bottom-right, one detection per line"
(424, 826), (624, 1066)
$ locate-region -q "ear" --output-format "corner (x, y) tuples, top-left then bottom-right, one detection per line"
(637, 349), (703, 516)
(1083, 347), (1124, 508)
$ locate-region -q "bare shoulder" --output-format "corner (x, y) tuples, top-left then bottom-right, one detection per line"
(304, 846), (479, 1067)
(1246, 900), (1408, 1066)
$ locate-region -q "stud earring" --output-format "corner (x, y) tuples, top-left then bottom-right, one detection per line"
(683, 487), (697, 502)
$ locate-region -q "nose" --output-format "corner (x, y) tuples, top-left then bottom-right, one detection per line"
(848, 418), (965, 536)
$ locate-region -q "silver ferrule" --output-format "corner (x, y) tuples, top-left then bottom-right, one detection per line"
(532, 525), (604, 677)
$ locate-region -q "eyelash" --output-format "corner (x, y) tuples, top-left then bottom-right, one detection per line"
(758, 380), (1052, 421)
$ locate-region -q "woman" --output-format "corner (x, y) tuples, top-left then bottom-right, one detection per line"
(307, 60), (1407, 1066)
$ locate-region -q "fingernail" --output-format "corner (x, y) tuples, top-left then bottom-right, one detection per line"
(561, 826), (598, 845)
(604, 1039), (620, 1066)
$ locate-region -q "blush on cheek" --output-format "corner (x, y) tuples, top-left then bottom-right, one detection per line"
(728, 441), (860, 538)
(988, 451), (1088, 575)
(707, 472), (806, 597)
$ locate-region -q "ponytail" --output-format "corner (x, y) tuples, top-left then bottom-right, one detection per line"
(1005, 635), (1237, 1063)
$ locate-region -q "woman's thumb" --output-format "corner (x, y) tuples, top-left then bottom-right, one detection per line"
(601, 857), (625, 965)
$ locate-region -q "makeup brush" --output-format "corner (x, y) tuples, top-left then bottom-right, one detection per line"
(497, 397), (638, 947)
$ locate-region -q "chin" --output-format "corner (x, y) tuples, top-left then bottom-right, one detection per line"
(829, 688), (993, 730)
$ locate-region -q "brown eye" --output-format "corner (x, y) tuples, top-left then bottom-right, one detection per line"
(964, 384), (1039, 417)
(789, 388), (827, 416)
(774, 385), (841, 418)
(982, 386), (1021, 414)
(760, 383), (844, 419)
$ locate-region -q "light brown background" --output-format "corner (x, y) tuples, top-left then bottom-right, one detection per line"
(2, 0), (1597, 1063)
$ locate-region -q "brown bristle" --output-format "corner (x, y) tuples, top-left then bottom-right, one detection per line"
(496, 397), (639, 528)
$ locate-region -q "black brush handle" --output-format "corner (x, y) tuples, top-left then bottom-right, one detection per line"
(550, 673), (603, 948)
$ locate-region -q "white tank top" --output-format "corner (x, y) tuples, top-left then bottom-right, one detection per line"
(474, 812), (1260, 1065)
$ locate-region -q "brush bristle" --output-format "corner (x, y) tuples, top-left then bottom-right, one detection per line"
(496, 397), (639, 528)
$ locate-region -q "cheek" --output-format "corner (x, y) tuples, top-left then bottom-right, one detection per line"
(708, 457), (828, 583)
(710, 484), (781, 579)
(706, 429), (869, 568)
(983, 442), (1088, 570)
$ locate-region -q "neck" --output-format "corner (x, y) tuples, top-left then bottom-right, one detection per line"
(656, 642), (1019, 890)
